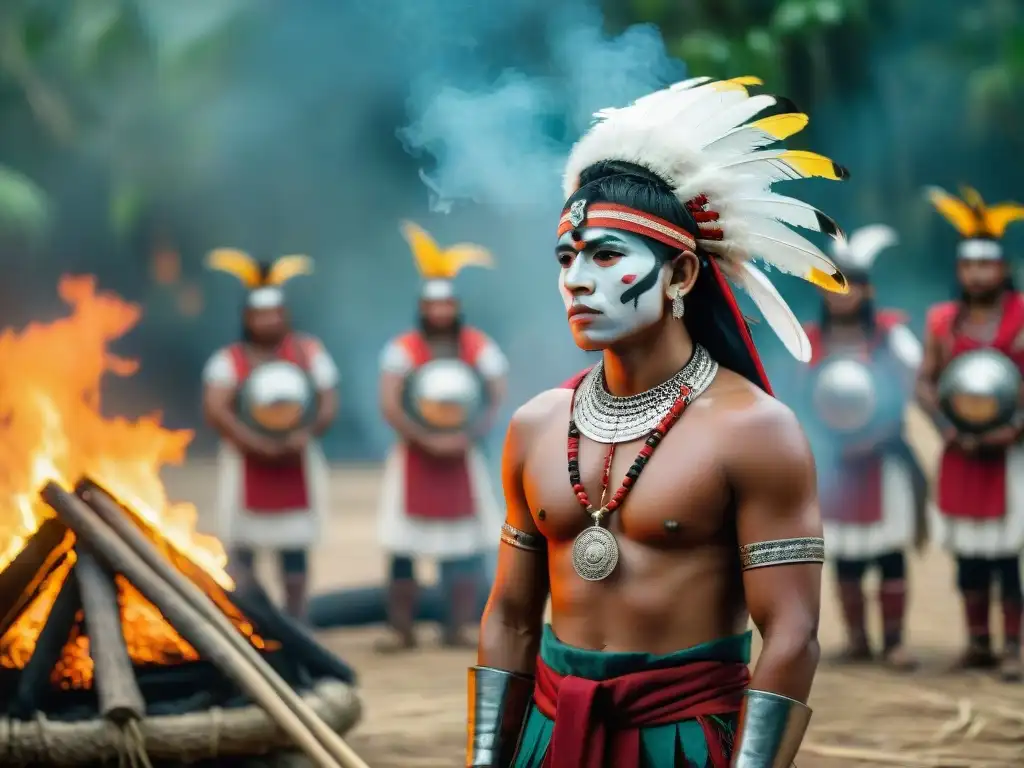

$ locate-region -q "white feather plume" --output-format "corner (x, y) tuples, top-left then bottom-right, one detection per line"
(562, 76), (848, 361)
(731, 262), (812, 362)
(831, 224), (898, 271)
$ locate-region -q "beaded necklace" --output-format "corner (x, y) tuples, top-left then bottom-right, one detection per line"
(566, 380), (693, 581)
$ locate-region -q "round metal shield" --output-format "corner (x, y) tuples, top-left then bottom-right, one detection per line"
(811, 358), (878, 433)
(237, 361), (316, 436)
(403, 359), (486, 433)
(938, 349), (1022, 434)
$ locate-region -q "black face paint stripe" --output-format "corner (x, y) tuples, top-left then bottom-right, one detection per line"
(621, 261), (662, 308)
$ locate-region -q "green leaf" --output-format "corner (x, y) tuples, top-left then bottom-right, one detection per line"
(0, 165), (49, 240)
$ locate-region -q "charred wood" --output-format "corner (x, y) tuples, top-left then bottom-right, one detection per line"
(0, 518), (72, 637)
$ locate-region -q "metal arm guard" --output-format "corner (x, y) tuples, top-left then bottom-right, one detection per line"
(731, 689), (812, 768)
(466, 666), (534, 768)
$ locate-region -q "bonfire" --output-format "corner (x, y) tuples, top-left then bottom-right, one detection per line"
(0, 277), (363, 768)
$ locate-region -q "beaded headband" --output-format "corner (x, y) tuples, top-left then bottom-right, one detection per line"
(557, 201), (697, 253)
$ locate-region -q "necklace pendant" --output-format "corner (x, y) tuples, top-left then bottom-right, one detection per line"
(571, 520), (620, 582)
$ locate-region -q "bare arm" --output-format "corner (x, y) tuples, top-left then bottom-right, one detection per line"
(732, 401), (822, 703)
(312, 387), (338, 436)
(202, 384), (275, 455)
(476, 375), (507, 438)
(468, 399), (550, 768)
(379, 370), (433, 446)
(915, 325), (949, 431)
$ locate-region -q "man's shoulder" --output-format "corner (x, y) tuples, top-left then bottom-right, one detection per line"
(924, 301), (958, 334)
(508, 388), (570, 441)
(704, 369), (807, 459)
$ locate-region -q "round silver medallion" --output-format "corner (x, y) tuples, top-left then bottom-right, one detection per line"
(571, 526), (620, 581)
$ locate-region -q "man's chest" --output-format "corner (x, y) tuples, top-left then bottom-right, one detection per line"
(523, 421), (731, 548)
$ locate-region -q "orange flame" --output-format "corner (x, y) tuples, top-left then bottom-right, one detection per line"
(0, 276), (238, 683)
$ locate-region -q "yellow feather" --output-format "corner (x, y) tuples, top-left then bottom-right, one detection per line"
(401, 220), (447, 278)
(780, 150), (848, 181)
(748, 113), (809, 140)
(960, 185), (986, 211)
(266, 255), (314, 286)
(206, 248), (262, 289)
(925, 187), (981, 238)
(984, 203), (1024, 238)
(441, 244), (495, 276)
(728, 75), (763, 86)
(807, 267), (849, 295)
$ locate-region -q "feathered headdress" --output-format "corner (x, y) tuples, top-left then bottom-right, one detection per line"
(830, 224), (898, 278)
(206, 249), (313, 309)
(926, 185), (1024, 261)
(400, 221), (493, 301)
(561, 75), (848, 369)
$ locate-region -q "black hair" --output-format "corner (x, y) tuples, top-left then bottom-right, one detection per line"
(565, 160), (767, 389)
(418, 311), (463, 338)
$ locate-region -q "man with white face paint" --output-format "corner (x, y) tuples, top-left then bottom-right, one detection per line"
(468, 76), (850, 768)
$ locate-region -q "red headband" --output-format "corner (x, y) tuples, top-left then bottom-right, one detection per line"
(558, 202), (697, 252)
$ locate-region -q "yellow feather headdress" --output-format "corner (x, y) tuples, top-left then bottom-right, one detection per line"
(206, 248), (314, 289)
(400, 221), (493, 281)
(926, 185), (1024, 240)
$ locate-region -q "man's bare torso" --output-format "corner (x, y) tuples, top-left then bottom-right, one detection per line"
(517, 367), (774, 654)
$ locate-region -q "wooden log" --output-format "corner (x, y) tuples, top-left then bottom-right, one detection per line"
(74, 480), (366, 768)
(12, 565), (80, 719)
(0, 518), (72, 637)
(75, 547), (146, 724)
(40, 483), (363, 768)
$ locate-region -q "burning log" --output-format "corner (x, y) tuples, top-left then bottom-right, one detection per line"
(41, 482), (368, 768)
(75, 548), (146, 724)
(13, 565), (80, 718)
(0, 518), (72, 637)
(78, 480), (356, 684)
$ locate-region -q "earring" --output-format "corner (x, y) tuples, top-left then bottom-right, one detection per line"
(670, 286), (685, 319)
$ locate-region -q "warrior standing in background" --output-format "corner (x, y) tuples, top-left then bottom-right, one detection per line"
(202, 250), (339, 620)
(469, 76), (845, 768)
(803, 225), (926, 670)
(918, 187), (1024, 681)
(376, 222), (507, 652)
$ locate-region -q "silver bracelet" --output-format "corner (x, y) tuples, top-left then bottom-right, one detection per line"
(739, 537), (825, 571)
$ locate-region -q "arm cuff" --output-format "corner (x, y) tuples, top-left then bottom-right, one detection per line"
(467, 666), (534, 767)
(732, 689), (812, 768)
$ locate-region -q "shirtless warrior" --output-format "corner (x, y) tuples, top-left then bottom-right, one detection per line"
(202, 250), (339, 619)
(377, 222), (507, 651)
(469, 76), (848, 767)
(917, 187), (1024, 680)
(803, 225), (926, 670)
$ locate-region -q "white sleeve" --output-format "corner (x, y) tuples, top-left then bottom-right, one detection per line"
(308, 343), (340, 390)
(887, 324), (923, 370)
(475, 337), (508, 380)
(379, 340), (414, 375)
(202, 349), (237, 387)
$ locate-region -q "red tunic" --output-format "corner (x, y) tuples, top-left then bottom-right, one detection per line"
(930, 293), (1024, 520)
(533, 655), (750, 768)
(227, 333), (319, 513)
(804, 311), (908, 525)
(399, 327), (489, 521)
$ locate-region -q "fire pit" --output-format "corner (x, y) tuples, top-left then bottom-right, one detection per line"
(0, 278), (365, 767)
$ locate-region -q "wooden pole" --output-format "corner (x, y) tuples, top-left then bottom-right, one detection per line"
(75, 480), (368, 768)
(40, 483), (352, 768)
(0, 518), (72, 637)
(76, 547), (146, 724)
(13, 565), (80, 718)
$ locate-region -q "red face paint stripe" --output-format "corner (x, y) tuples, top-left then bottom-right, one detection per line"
(620, 274), (637, 284)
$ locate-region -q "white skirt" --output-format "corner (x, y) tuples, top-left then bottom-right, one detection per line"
(376, 443), (503, 560)
(824, 455), (918, 561)
(214, 441), (329, 550)
(929, 445), (1024, 557)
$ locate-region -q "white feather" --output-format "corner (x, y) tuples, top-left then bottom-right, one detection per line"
(701, 122), (788, 158)
(714, 150), (823, 183)
(733, 262), (812, 361)
(724, 217), (840, 282)
(689, 95), (778, 149)
(833, 224), (898, 270)
(721, 194), (840, 236)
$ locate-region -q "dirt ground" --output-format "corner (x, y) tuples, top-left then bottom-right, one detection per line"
(165, 462), (1024, 768)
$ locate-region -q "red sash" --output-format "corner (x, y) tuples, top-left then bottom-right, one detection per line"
(804, 311), (907, 525)
(533, 656), (749, 768)
(401, 328), (488, 521)
(229, 334), (316, 513)
(931, 294), (1024, 520)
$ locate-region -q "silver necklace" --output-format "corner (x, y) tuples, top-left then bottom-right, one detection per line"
(572, 344), (718, 444)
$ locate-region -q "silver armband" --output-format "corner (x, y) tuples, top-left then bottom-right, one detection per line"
(467, 666), (534, 767)
(500, 522), (545, 553)
(739, 537), (825, 571)
(732, 689), (812, 767)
